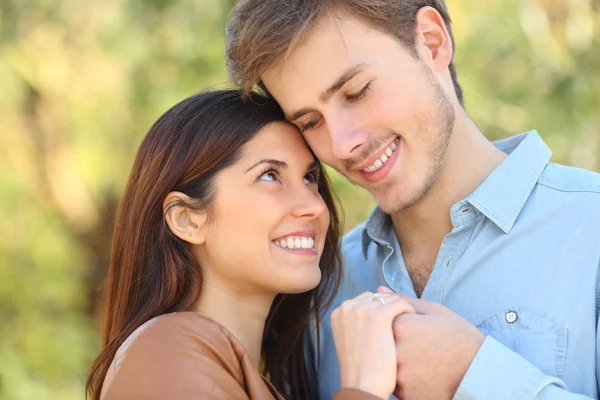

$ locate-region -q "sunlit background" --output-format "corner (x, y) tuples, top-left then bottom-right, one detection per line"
(0, 0), (598, 398)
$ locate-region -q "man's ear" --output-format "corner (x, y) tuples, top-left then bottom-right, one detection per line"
(414, 6), (453, 72)
(163, 191), (208, 245)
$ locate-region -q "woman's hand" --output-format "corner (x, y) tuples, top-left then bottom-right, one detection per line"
(331, 289), (415, 399)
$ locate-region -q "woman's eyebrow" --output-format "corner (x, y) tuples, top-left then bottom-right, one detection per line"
(306, 159), (320, 172)
(244, 159), (287, 173)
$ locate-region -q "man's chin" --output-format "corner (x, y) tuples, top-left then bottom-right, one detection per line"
(376, 195), (407, 215)
(376, 186), (426, 215)
(378, 202), (407, 215)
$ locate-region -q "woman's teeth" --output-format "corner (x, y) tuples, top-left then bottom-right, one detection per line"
(362, 138), (399, 173)
(274, 236), (315, 249)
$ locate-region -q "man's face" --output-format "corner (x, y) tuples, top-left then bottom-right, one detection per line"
(262, 15), (456, 214)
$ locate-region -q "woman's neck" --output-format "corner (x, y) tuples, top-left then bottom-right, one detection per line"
(195, 282), (274, 368)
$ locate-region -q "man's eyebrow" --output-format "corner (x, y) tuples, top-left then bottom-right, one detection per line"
(286, 63), (369, 122)
(319, 63), (369, 102)
(287, 107), (316, 122)
(245, 159), (288, 173)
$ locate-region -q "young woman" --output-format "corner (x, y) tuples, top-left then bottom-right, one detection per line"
(86, 90), (412, 400)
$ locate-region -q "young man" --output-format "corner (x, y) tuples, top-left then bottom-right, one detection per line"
(226, 1), (600, 399)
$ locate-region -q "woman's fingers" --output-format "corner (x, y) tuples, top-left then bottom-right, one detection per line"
(379, 295), (416, 318)
(330, 291), (415, 399)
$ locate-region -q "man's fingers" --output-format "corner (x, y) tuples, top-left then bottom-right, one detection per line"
(377, 286), (394, 294)
(375, 287), (444, 316)
(401, 297), (440, 315)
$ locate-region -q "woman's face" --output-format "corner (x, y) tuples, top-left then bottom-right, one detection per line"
(198, 122), (330, 297)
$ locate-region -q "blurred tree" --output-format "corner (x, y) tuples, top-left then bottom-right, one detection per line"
(450, 0), (600, 169)
(0, 1), (233, 398)
(0, 0), (597, 399)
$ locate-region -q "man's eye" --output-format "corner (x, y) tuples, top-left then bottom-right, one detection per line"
(258, 170), (280, 182)
(300, 118), (320, 133)
(346, 82), (371, 102)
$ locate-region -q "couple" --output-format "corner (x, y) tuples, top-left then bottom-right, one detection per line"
(87, 1), (600, 399)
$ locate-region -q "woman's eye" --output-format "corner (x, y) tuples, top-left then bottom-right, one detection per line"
(259, 170), (280, 182)
(304, 171), (319, 185)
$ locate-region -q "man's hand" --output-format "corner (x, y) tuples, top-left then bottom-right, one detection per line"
(377, 287), (485, 400)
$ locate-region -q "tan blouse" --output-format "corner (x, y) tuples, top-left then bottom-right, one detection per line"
(100, 312), (380, 400)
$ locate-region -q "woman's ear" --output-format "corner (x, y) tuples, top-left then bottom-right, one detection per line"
(163, 192), (208, 245)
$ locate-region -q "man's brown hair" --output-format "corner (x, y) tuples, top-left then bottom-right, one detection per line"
(226, 0), (464, 106)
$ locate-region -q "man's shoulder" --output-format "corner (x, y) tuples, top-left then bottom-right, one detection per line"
(322, 220), (381, 309)
(538, 162), (600, 196)
(533, 163), (600, 229)
(341, 220), (368, 260)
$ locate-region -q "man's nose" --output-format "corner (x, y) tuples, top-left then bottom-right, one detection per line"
(327, 113), (368, 161)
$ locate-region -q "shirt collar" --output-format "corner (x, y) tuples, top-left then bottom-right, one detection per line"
(466, 130), (551, 233)
(361, 131), (552, 257)
(361, 205), (392, 257)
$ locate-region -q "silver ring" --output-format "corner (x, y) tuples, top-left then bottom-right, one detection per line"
(373, 293), (385, 305)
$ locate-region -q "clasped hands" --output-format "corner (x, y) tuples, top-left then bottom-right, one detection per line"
(331, 287), (485, 400)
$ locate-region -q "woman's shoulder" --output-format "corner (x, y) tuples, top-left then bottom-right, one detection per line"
(123, 312), (243, 363)
(138, 312), (238, 344)
(101, 312), (249, 399)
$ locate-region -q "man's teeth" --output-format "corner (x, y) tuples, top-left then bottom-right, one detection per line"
(274, 236), (315, 249)
(363, 139), (399, 173)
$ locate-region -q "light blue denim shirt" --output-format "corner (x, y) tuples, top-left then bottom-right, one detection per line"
(307, 131), (600, 399)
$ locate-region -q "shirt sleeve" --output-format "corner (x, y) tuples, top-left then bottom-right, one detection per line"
(596, 264), (600, 395)
(333, 388), (384, 400)
(453, 335), (596, 399)
(101, 318), (250, 400)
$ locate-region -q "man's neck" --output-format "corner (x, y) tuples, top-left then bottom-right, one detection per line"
(195, 280), (273, 367)
(392, 112), (507, 253)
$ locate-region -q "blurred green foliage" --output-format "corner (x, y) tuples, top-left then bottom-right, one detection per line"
(0, 0), (598, 398)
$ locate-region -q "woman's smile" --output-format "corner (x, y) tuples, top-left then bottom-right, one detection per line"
(272, 228), (318, 256)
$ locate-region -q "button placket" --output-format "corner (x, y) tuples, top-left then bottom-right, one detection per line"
(423, 234), (457, 302)
(380, 243), (400, 292)
(445, 255), (453, 268)
(450, 200), (478, 228)
(505, 311), (518, 329)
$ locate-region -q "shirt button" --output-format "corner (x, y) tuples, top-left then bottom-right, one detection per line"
(445, 256), (452, 267)
(505, 311), (518, 324)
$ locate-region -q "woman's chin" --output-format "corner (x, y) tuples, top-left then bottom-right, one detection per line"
(277, 268), (322, 295)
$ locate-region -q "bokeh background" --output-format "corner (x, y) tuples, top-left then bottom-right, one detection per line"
(0, 0), (599, 398)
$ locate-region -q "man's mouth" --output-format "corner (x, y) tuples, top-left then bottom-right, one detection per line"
(360, 137), (400, 173)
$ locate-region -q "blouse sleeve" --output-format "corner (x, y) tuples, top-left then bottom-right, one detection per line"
(101, 316), (250, 400)
(333, 388), (384, 400)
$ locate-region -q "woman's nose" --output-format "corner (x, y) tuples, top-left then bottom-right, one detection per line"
(290, 186), (327, 219)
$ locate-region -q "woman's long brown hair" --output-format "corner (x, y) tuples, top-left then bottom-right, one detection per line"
(86, 90), (342, 400)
